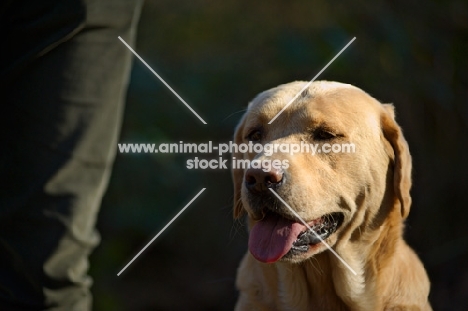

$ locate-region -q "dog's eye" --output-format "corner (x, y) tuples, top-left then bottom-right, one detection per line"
(247, 130), (262, 142)
(314, 129), (337, 140)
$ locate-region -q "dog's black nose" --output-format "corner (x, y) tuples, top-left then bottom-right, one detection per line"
(245, 167), (284, 193)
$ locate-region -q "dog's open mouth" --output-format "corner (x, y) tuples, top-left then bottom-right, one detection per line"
(248, 212), (344, 263)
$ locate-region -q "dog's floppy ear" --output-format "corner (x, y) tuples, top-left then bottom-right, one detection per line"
(232, 113), (247, 219)
(381, 104), (412, 219)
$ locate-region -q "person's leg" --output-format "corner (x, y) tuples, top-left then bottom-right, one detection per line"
(0, 0), (143, 309)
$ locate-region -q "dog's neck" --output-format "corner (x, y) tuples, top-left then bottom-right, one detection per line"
(299, 205), (403, 311)
(242, 212), (404, 311)
(242, 199), (408, 310)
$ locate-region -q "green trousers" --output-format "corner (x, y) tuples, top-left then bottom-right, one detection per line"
(0, 0), (143, 309)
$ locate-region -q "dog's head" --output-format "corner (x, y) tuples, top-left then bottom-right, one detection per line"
(232, 81), (411, 264)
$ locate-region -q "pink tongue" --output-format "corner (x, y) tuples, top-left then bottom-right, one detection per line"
(249, 213), (306, 263)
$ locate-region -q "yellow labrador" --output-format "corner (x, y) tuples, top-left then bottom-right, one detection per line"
(232, 81), (431, 311)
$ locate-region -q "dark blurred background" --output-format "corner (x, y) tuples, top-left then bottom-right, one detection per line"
(89, 0), (468, 310)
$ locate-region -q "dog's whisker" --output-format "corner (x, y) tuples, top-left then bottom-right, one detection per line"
(310, 257), (324, 276)
(222, 109), (248, 122)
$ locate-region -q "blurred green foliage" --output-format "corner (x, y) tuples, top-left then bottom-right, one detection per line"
(90, 0), (468, 310)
